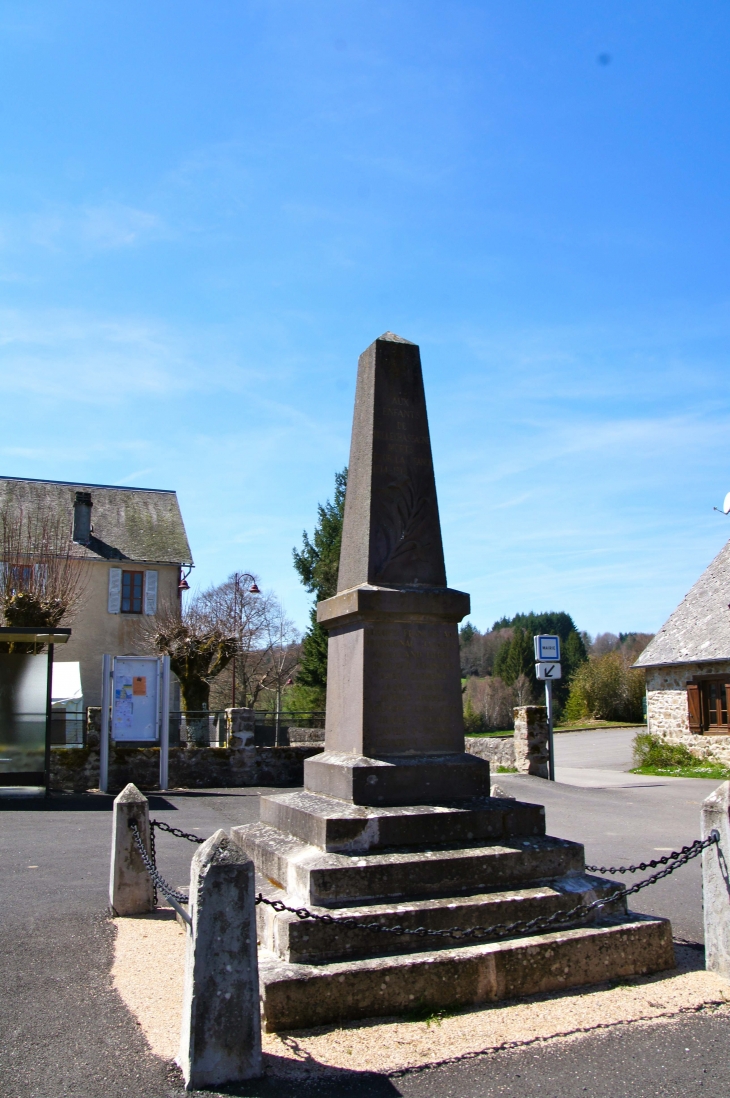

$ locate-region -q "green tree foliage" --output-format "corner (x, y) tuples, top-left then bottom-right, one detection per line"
(490, 612), (588, 709)
(292, 468), (347, 709)
(493, 627), (533, 685)
(564, 629), (589, 678)
(492, 611), (577, 643)
(563, 650), (645, 723)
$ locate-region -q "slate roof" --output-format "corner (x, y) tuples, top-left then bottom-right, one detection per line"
(0, 476), (193, 566)
(634, 538), (730, 668)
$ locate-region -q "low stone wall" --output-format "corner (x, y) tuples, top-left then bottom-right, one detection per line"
(50, 745), (324, 794)
(287, 727), (326, 745)
(464, 735), (515, 769)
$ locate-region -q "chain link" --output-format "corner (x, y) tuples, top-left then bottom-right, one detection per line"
(129, 821), (190, 905)
(148, 820), (158, 907)
(151, 819), (205, 845)
(585, 840), (707, 875)
(131, 818), (721, 947)
(254, 832), (720, 945)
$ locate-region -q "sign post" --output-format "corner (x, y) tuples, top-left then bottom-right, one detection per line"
(99, 654), (112, 794)
(159, 655), (171, 791)
(534, 636), (561, 782)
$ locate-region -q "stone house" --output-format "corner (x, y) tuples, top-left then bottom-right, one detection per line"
(634, 537), (730, 765)
(0, 476), (193, 708)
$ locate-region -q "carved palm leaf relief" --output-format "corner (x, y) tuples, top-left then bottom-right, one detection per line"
(372, 471), (438, 583)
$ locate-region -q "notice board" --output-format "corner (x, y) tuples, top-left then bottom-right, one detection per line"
(112, 656), (160, 742)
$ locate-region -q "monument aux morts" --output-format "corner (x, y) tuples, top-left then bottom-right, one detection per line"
(235, 332), (675, 1031)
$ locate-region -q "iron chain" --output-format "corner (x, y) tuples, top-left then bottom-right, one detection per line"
(254, 832), (720, 945)
(148, 820), (158, 907)
(129, 821), (190, 905)
(131, 818), (720, 946)
(151, 819), (205, 845)
(585, 839), (710, 875)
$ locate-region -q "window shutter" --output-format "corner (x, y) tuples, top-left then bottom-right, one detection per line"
(144, 570), (158, 616)
(687, 683), (702, 733)
(108, 568), (122, 614)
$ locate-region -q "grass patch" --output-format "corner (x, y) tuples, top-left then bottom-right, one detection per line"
(464, 730), (514, 738)
(555, 720), (646, 731)
(631, 764), (730, 780)
(496, 765), (518, 773)
(631, 731), (730, 780)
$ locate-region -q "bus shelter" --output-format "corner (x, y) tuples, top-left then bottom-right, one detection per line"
(0, 627), (72, 793)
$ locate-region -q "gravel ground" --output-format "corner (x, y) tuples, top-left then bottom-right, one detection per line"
(112, 913), (730, 1075)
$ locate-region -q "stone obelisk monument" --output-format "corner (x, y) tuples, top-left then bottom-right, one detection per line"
(236, 333), (674, 1033)
(306, 331), (490, 805)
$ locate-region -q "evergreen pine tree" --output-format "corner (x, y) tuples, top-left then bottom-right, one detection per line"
(291, 468), (347, 709)
(564, 629), (588, 678)
(494, 627), (533, 686)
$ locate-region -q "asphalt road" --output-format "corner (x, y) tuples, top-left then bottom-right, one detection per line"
(0, 732), (727, 1098)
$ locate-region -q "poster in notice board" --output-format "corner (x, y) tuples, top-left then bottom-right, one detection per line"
(112, 657), (160, 741)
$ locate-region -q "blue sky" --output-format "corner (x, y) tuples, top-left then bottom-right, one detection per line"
(1, 1), (729, 636)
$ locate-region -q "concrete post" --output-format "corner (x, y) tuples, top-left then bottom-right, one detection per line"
(109, 783), (154, 916)
(513, 705), (550, 778)
(178, 829), (261, 1089)
(702, 780), (730, 978)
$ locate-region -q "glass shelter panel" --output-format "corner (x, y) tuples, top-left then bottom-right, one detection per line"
(0, 652), (49, 783)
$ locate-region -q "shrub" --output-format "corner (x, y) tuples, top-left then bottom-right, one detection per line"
(564, 650), (645, 723)
(632, 732), (697, 770)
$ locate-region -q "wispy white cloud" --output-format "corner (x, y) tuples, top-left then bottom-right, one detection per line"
(0, 201), (169, 256)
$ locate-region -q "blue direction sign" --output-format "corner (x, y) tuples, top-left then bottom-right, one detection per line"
(534, 634), (560, 662)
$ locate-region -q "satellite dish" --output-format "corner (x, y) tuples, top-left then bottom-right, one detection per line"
(714, 493), (730, 515)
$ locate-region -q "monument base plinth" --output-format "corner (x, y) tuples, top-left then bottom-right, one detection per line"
(233, 786), (676, 1031)
(257, 917), (675, 1031)
(303, 751), (491, 807)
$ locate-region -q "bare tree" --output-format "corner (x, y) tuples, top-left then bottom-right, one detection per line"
(0, 503), (89, 653)
(198, 576), (300, 712)
(149, 601), (237, 712)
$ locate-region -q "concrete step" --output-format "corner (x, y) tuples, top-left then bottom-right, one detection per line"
(234, 822), (585, 907)
(258, 915), (675, 1031)
(259, 790), (545, 854)
(257, 874), (626, 963)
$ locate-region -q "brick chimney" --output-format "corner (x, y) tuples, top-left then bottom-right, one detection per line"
(73, 490), (93, 545)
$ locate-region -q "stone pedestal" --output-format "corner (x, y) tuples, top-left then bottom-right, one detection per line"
(514, 705), (550, 777)
(238, 333), (674, 1031)
(307, 585), (489, 805)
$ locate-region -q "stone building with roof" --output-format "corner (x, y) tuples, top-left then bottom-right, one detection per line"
(0, 476), (193, 708)
(634, 538), (730, 765)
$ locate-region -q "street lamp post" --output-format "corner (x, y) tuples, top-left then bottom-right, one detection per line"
(231, 573), (260, 709)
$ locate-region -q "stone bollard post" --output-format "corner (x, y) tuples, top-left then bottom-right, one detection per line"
(110, 783), (154, 916)
(513, 705), (550, 778)
(702, 781), (730, 978)
(226, 707), (255, 748)
(178, 829), (261, 1089)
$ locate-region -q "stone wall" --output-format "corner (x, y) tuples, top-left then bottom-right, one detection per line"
(645, 664), (730, 766)
(464, 735), (515, 769)
(50, 744), (323, 794)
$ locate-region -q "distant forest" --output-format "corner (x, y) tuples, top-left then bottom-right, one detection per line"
(460, 612), (654, 729)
